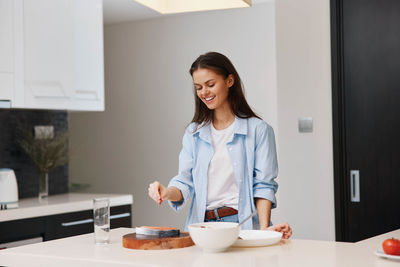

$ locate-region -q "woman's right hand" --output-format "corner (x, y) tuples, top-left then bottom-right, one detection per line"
(148, 181), (169, 205)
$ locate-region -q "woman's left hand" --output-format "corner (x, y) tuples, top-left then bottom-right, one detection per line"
(262, 222), (292, 239)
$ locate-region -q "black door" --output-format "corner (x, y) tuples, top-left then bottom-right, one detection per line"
(331, 0), (400, 242)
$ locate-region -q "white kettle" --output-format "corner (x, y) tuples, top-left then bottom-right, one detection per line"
(0, 168), (19, 209)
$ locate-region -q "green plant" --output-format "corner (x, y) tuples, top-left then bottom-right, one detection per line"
(17, 127), (68, 173)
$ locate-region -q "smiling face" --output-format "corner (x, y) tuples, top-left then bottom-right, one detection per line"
(192, 68), (234, 112)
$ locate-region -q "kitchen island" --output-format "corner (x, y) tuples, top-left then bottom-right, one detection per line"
(0, 228), (399, 267)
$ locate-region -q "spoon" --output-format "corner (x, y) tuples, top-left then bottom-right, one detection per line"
(238, 210), (257, 228)
(237, 210), (257, 239)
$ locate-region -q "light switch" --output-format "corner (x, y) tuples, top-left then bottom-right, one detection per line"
(298, 117), (313, 133)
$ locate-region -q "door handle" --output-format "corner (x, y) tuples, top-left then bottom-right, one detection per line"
(350, 170), (360, 202)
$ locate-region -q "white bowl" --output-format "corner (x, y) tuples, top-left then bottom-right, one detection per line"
(188, 222), (239, 252)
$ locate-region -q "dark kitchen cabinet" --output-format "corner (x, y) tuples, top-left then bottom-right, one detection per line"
(0, 205), (131, 247)
(331, 0), (400, 241)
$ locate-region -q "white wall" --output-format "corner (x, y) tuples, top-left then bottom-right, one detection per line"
(272, 0), (335, 240)
(69, 2), (277, 230)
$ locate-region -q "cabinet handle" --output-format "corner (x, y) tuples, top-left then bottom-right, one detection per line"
(61, 213), (131, 227)
(75, 90), (99, 100)
(110, 213), (130, 220)
(350, 170), (360, 202)
(0, 100), (11, 108)
(61, 219), (93, 227)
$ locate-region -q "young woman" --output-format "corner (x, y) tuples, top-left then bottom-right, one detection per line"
(148, 52), (291, 239)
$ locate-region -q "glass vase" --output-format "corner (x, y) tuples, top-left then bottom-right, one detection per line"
(39, 172), (49, 199)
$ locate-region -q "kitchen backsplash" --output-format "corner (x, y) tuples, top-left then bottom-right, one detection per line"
(0, 110), (69, 199)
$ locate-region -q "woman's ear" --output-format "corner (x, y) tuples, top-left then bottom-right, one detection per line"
(227, 74), (235, 88)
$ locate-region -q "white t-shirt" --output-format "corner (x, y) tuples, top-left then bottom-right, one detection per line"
(206, 122), (239, 211)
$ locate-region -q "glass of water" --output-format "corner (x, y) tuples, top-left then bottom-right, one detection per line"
(93, 198), (110, 245)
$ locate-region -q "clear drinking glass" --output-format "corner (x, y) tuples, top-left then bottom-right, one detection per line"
(93, 198), (110, 244)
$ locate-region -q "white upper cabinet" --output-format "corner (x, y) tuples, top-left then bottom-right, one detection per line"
(70, 0), (104, 111)
(0, 0), (104, 111)
(21, 0), (74, 110)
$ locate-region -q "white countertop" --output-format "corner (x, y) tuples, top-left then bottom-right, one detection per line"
(0, 227), (399, 267)
(0, 193), (133, 222)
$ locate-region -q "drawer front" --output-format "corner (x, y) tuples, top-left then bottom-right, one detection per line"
(45, 209), (93, 241)
(0, 217), (45, 244)
(110, 205), (132, 229)
(45, 205), (132, 241)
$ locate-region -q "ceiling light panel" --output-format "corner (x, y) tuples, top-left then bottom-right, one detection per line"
(134, 0), (251, 14)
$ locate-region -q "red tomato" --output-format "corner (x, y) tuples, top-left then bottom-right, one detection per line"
(382, 238), (400, 256)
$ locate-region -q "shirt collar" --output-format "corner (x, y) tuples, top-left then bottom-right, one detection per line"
(233, 116), (248, 135)
(193, 116), (248, 143)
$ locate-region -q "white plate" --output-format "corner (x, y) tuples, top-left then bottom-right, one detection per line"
(232, 230), (282, 247)
(375, 249), (400, 261)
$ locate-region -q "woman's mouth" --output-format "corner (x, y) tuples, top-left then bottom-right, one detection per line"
(204, 96), (215, 103)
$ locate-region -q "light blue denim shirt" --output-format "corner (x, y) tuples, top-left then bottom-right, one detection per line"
(168, 116), (278, 230)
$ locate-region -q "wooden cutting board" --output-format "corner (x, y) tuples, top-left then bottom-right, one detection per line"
(122, 232), (194, 250)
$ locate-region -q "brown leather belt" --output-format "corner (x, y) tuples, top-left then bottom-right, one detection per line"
(205, 207), (238, 220)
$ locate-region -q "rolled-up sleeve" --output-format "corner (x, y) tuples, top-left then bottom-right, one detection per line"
(168, 129), (195, 211)
(253, 123), (278, 208)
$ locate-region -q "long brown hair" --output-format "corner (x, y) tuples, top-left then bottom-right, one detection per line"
(189, 52), (260, 127)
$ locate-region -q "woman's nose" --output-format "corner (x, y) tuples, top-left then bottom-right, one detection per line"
(201, 88), (209, 96)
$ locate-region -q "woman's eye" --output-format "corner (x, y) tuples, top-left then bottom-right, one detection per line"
(195, 87), (202, 90)
(208, 84), (215, 87)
